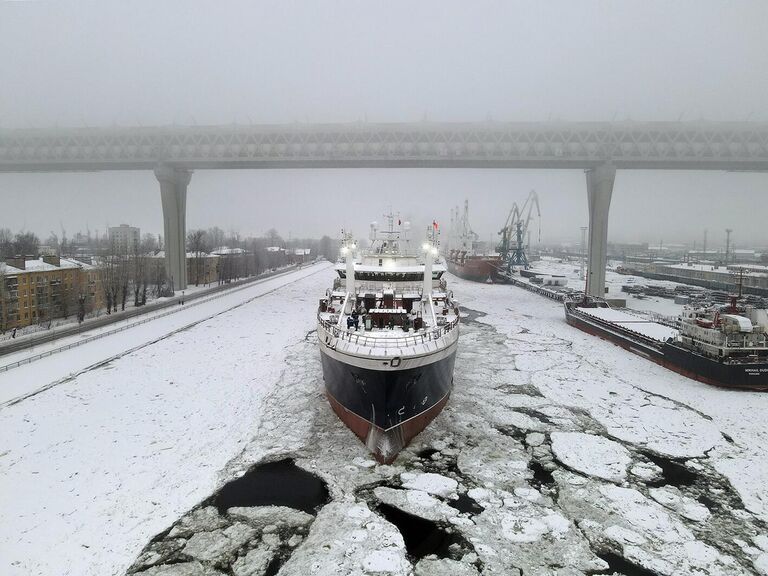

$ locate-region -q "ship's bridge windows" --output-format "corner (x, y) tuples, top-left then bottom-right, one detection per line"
(339, 271), (423, 282)
(337, 270), (444, 281)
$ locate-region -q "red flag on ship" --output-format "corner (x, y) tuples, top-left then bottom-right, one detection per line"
(433, 220), (438, 230)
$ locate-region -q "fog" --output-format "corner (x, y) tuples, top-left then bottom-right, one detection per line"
(1, 0), (767, 245)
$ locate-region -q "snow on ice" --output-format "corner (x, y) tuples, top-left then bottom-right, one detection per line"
(2, 266), (768, 575)
(550, 431), (632, 483)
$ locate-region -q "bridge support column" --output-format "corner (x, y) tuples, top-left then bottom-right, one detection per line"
(155, 165), (192, 292)
(585, 162), (616, 298)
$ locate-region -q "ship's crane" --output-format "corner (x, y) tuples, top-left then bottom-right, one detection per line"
(497, 190), (541, 272)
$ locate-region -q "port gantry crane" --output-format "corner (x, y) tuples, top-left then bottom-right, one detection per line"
(497, 190), (541, 273)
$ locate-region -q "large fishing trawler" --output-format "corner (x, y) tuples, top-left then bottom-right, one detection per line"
(317, 214), (460, 463)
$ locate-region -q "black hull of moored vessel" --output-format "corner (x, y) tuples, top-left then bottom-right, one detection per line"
(659, 342), (768, 390)
(320, 347), (456, 463)
(564, 303), (768, 391)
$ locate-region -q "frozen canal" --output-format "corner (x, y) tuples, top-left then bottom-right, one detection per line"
(2, 265), (768, 575)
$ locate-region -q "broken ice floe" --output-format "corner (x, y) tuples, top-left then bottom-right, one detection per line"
(125, 281), (766, 576)
(550, 431), (632, 483)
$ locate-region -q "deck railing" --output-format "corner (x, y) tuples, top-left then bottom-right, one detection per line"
(317, 313), (459, 349)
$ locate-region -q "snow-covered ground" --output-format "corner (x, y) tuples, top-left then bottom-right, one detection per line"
(529, 257), (688, 317)
(3, 264), (768, 576)
(0, 281), (215, 347)
(0, 265), (322, 406)
(0, 263), (331, 575)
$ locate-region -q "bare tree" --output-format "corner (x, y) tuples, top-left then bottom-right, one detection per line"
(118, 255), (129, 312)
(98, 246), (120, 315)
(44, 233), (60, 253)
(266, 228), (283, 247)
(150, 257), (169, 297)
(13, 231), (40, 257)
(208, 226), (225, 252)
(131, 245), (150, 307)
(100, 261), (112, 315)
(0, 263), (7, 333)
(141, 233), (158, 254)
(75, 269), (89, 324)
(319, 235), (338, 261)
(249, 241), (263, 276)
(0, 228), (12, 259)
(187, 229), (209, 286)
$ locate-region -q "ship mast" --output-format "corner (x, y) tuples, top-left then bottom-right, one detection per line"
(340, 230), (357, 295)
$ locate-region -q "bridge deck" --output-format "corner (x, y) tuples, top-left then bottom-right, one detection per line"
(2, 121), (768, 172)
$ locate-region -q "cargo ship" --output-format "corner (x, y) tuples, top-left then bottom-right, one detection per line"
(446, 251), (506, 283)
(446, 200), (506, 283)
(564, 297), (768, 390)
(317, 215), (460, 462)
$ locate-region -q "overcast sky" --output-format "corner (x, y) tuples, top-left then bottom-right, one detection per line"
(1, 1), (767, 247)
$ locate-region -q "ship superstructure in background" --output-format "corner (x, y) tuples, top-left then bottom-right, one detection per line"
(317, 214), (460, 462)
(446, 200), (506, 283)
(497, 189), (541, 273)
(564, 295), (768, 390)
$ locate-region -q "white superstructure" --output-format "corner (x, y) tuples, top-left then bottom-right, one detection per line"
(317, 215), (459, 370)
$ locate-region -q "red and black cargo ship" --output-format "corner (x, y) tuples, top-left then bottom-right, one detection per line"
(446, 250), (506, 284)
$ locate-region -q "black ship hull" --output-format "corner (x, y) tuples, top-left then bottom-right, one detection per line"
(319, 346), (456, 462)
(564, 303), (768, 391)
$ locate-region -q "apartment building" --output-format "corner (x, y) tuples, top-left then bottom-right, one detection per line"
(109, 224), (140, 255)
(0, 255), (103, 331)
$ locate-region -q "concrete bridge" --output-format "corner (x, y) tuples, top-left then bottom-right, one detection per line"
(2, 121), (768, 294)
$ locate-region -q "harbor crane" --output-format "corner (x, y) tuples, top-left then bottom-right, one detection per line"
(497, 190), (541, 272)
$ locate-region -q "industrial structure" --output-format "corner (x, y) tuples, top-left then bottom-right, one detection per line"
(497, 190), (541, 271)
(2, 121), (768, 294)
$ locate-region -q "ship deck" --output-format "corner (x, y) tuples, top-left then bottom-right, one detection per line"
(318, 284), (459, 359)
(579, 306), (679, 342)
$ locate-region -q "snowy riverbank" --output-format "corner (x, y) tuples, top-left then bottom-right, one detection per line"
(2, 265), (768, 575)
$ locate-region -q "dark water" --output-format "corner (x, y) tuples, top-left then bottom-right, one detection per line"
(417, 447), (440, 459)
(697, 493), (720, 512)
(596, 552), (659, 576)
(376, 503), (469, 560)
(449, 492), (484, 515)
(208, 459), (329, 514)
(528, 460), (555, 489)
(264, 556), (284, 576)
(459, 307), (488, 326)
(642, 453), (697, 489)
